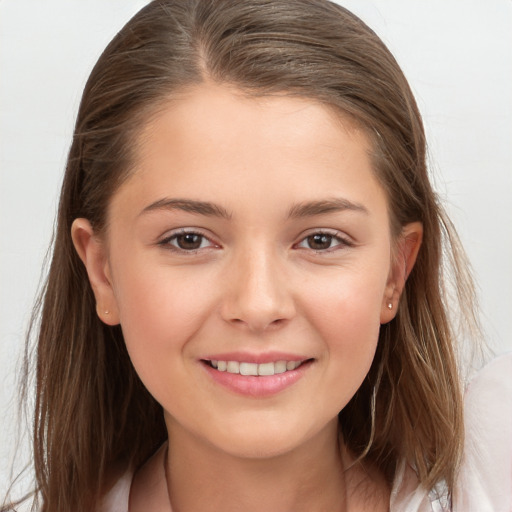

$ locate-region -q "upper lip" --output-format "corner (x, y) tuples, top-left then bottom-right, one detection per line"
(200, 351), (310, 364)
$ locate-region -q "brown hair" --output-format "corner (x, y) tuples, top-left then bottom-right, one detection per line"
(4, 0), (479, 510)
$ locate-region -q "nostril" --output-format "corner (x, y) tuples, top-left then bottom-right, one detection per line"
(267, 318), (290, 330)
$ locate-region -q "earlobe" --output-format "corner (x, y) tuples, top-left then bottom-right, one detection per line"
(71, 218), (120, 326)
(380, 221), (423, 324)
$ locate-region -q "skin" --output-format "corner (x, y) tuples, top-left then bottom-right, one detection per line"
(72, 83), (422, 511)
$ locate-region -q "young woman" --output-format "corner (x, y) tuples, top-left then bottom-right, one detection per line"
(3, 1), (510, 511)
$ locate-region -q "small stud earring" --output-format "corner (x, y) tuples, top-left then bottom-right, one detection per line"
(104, 310), (110, 315)
(387, 303), (393, 310)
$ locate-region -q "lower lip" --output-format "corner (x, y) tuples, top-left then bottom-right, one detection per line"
(202, 360), (312, 397)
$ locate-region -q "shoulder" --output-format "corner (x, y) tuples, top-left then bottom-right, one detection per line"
(391, 353), (512, 512)
(390, 461), (449, 512)
(465, 350), (512, 396)
(97, 469), (133, 512)
(454, 352), (512, 511)
(99, 443), (170, 512)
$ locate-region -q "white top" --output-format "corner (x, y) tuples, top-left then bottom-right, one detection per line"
(453, 353), (512, 511)
(100, 353), (512, 512)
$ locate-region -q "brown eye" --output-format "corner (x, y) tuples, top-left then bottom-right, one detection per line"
(295, 231), (351, 252)
(306, 234), (334, 250)
(175, 233), (203, 250)
(165, 232), (212, 251)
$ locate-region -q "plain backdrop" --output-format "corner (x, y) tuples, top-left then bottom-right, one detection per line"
(1, 0), (511, 497)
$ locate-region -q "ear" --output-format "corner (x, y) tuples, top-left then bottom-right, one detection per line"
(71, 218), (120, 325)
(380, 221), (423, 324)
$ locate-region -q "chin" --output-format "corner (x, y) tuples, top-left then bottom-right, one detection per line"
(206, 418), (329, 461)
(217, 436), (303, 460)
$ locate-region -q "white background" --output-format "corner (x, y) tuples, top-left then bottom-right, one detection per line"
(1, 0), (511, 495)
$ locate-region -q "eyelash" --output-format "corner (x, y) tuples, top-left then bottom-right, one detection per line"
(158, 229), (353, 254)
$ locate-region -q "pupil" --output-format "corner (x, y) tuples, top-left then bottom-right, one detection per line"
(308, 234), (332, 250)
(178, 233), (202, 250)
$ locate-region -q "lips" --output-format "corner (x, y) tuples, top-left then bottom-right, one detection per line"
(200, 354), (313, 397)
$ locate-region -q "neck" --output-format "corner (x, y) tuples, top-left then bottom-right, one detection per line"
(165, 418), (346, 512)
(129, 420), (390, 512)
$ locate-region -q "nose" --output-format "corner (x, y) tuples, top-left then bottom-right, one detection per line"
(220, 247), (296, 333)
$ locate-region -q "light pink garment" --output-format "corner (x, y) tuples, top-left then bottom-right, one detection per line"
(453, 353), (512, 511)
(98, 471), (132, 512)
(100, 354), (512, 512)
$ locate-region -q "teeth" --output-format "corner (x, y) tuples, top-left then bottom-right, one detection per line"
(227, 361), (240, 373)
(240, 362), (258, 376)
(274, 361), (287, 374)
(258, 362), (275, 376)
(286, 361), (299, 371)
(209, 359), (304, 376)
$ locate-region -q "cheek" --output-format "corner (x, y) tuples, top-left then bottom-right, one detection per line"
(302, 265), (387, 402)
(305, 262), (387, 338)
(113, 250), (212, 329)
(109, 258), (217, 391)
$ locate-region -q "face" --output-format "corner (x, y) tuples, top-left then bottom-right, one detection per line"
(74, 83), (416, 460)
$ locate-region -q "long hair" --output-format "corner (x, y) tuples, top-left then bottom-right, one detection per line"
(4, 1), (479, 510)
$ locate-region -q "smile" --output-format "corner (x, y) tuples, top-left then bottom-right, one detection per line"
(207, 359), (304, 376)
(201, 357), (313, 397)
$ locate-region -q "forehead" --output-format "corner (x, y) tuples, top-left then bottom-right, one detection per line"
(111, 83), (387, 221)
(138, 83), (370, 155)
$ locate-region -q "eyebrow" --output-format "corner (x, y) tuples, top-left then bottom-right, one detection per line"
(287, 198), (368, 219)
(140, 198), (232, 219)
(140, 197), (367, 220)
